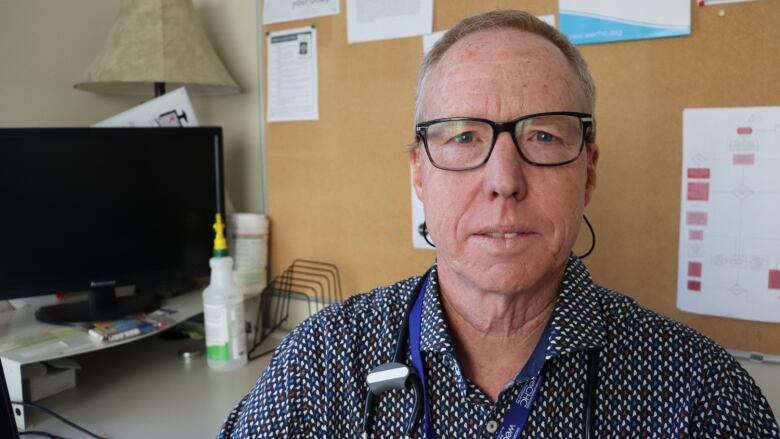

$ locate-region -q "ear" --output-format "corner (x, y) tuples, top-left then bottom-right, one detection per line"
(410, 146), (425, 201)
(583, 143), (599, 206)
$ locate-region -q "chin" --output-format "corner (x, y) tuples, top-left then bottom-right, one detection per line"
(449, 256), (558, 296)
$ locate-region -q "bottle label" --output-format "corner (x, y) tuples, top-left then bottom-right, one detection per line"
(207, 342), (230, 361)
(234, 236), (267, 286)
(204, 302), (247, 362)
(204, 304), (230, 361)
(229, 304), (246, 360)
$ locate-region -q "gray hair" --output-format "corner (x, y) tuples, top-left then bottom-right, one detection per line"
(414, 10), (596, 129)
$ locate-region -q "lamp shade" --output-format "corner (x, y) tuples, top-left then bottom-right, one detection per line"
(74, 0), (240, 95)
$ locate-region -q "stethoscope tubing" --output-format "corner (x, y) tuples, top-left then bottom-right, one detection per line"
(362, 268), (432, 436)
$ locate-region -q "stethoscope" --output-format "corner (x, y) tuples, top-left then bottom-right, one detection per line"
(361, 251), (600, 438)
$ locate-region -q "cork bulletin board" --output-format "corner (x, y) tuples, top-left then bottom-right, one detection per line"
(261, 1), (780, 354)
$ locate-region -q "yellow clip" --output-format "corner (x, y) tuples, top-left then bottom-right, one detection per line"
(213, 213), (228, 256)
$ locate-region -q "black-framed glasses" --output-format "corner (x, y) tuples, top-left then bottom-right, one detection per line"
(415, 111), (593, 171)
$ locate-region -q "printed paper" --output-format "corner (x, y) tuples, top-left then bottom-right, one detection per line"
(347, 0), (432, 44)
(267, 27), (319, 122)
(262, 0), (339, 25)
(559, 0), (690, 45)
(677, 107), (780, 323)
(93, 87), (199, 127)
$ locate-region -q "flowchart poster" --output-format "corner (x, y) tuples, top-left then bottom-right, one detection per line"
(559, 0), (690, 45)
(677, 107), (780, 323)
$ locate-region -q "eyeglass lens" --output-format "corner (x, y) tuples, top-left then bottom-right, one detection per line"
(424, 114), (584, 169)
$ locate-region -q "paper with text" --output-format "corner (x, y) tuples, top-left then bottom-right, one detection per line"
(678, 107), (780, 323)
(559, 0), (690, 45)
(347, 0), (432, 44)
(93, 87), (199, 127)
(262, 0), (339, 25)
(267, 27), (319, 122)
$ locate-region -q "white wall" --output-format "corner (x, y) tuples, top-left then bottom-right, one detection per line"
(0, 0), (264, 213)
(190, 0), (264, 214)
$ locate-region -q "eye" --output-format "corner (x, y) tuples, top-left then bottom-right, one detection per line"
(534, 131), (556, 143)
(452, 131), (475, 144)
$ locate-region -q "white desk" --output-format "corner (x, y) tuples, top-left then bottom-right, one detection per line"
(25, 332), (279, 439)
(0, 290), (280, 437)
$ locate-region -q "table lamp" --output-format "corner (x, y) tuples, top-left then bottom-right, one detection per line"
(74, 0), (240, 97)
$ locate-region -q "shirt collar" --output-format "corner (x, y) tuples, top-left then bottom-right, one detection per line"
(418, 255), (607, 359)
(418, 266), (454, 353)
(545, 254), (607, 359)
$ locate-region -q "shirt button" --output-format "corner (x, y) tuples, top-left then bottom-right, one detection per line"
(485, 420), (498, 433)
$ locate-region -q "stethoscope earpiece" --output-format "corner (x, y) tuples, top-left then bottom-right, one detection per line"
(418, 222), (435, 247)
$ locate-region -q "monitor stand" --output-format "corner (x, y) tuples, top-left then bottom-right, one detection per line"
(34, 285), (162, 325)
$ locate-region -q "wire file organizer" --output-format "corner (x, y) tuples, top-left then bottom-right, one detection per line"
(248, 259), (343, 360)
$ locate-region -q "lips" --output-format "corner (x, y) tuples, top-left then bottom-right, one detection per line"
(484, 232), (520, 238)
(468, 225), (536, 253)
(477, 226), (533, 239)
(473, 228), (534, 252)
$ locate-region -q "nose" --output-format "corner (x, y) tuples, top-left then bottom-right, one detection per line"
(482, 132), (527, 200)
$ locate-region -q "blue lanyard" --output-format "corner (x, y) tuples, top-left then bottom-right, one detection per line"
(408, 275), (434, 439)
(408, 274), (547, 439)
(494, 369), (546, 439)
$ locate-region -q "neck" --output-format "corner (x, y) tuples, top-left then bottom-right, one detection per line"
(435, 264), (562, 401)
(436, 263), (561, 337)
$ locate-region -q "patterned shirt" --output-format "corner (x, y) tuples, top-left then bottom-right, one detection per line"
(218, 256), (779, 438)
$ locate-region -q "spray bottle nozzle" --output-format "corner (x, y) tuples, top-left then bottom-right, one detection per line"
(213, 213), (228, 257)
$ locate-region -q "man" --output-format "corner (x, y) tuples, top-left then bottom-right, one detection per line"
(219, 10), (779, 438)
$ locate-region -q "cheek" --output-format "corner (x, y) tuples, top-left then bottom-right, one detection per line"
(532, 170), (587, 241)
(421, 172), (478, 242)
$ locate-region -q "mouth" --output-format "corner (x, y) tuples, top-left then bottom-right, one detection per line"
(477, 229), (534, 239)
(482, 232), (524, 239)
(473, 229), (535, 253)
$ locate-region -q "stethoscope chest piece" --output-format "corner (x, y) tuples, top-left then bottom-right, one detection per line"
(367, 363), (414, 395)
(363, 362), (424, 438)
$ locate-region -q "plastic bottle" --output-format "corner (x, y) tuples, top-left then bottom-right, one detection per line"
(203, 214), (247, 371)
(228, 213), (269, 293)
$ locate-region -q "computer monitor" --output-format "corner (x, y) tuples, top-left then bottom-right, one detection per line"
(0, 127), (225, 325)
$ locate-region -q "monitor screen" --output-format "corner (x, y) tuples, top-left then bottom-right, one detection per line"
(0, 127), (224, 324)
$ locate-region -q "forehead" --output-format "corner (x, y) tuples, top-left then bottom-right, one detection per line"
(422, 28), (587, 120)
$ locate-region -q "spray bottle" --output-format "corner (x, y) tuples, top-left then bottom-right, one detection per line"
(203, 213), (247, 371)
